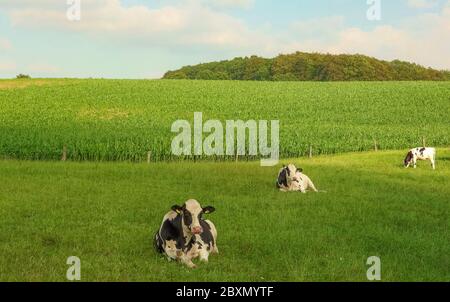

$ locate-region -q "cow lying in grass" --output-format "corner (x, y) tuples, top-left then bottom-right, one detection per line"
(276, 164), (319, 193)
(154, 199), (218, 269)
(404, 147), (436, 170)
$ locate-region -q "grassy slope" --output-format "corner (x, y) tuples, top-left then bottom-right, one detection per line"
(0, 150), (449, 282)
(1, 79), (449, 160)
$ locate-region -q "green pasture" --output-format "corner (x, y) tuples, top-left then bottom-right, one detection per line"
(0, 150), (449, 281)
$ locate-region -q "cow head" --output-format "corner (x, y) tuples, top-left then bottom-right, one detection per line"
(283, 164), (303, 183)
(404, 151), (413, 167)
(172, 199), (215, 235)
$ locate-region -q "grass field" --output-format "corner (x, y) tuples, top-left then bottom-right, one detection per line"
(1, 79), (449, 161)
(0, 150), (449, 282)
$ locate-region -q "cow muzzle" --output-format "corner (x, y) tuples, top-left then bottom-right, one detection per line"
(191, 226), (203, 235)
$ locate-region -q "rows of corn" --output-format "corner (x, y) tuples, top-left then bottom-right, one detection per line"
(0, 79), (449, 162)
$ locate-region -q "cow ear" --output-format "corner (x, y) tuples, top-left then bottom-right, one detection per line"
(297, 168), (303, 173)
(203, 206), (216, 214)
(171, 205), (183, 214)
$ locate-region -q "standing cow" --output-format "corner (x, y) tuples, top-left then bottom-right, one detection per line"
(276, 164), (318, 193)
(154, 199), (218, 268)
(404, 147), (436, 170)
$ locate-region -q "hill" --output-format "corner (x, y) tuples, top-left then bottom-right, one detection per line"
(163, 52), (450, 81)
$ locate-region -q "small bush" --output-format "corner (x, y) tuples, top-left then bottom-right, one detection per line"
(16, 74), (31, 79)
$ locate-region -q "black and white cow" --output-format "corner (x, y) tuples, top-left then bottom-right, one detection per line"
(404, 147), (436, 170)
(276, 164), (318, 193)
(154, 199), (218, 268)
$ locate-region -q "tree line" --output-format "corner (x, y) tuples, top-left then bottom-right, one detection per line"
(163, 52), (450, 81)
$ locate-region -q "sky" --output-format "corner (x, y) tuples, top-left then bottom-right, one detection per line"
(0, 0), (449, 78)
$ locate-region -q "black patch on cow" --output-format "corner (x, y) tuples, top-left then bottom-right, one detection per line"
(199, 220), (215, 247)
(158, 214), (186, 250)
(277, 168), (288, 188)
(419, 147), (426, 155)
(154, 231), (164, 254)
(203, 206), (215, 214)
(171, 205), (183, 213)
(183, 209), (193, 228)
(404, 151), (414, 166)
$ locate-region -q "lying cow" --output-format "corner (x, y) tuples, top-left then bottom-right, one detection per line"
(154, 199), (218, 269)
(276, 164), (318, 193)
(404, 147), (436, 170)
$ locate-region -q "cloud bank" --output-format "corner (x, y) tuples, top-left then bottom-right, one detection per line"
(1, 0), (449, 71)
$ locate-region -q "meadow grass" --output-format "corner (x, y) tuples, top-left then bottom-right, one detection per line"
(0, 150), (449, 281)
(0, 79), (449, 161)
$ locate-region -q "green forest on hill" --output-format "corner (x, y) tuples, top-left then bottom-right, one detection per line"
(163, 52), (450, 81)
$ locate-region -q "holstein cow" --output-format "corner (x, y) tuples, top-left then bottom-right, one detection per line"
(404, 147), (436, 170)
(276, 164), (319, 193)
(154, 199), (218, 269)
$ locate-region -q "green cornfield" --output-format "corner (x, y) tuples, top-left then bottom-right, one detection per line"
(0, 79), (449, 161)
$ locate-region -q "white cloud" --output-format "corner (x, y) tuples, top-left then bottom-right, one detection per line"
(205, 0), (255, 9)
(273, 2), (450, 70)
(407, 0), (439, 8)
(3, 0), (261, 50)
(317, 4), (450, 70)
(1, 0), (449, 71)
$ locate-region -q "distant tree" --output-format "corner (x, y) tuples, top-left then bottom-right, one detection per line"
(162, 52), (450, 82)
(163, 70), (187, 79)
(195, 70), (216, 80)
(16, 74), (31, 79)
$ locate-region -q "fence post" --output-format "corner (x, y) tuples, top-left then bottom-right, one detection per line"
(422, 137), (426, 148)
(147, 151), (151, 164)
(373, 139), (378, 152)
(61, 145), (67, 161)
(309, 145), (313, 158)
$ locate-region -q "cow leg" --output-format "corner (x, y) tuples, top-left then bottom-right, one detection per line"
(162, 240), (196, 268)
(296, 182), (306, 193)
(163, 240), (179, 261)
(199, 249), (210, 263)
(308, 180), (319, 192)
(431, 158), (436, 170)
(179, 254), (197, 269)
(204, 220), (219, 255)
(413, 158), (417, 169)
(212, 244), (219, 254)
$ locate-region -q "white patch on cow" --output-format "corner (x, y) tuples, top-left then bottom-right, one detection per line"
(184, 199), (203, 232)
(295, 171), (319, 193)
(163, 210), (178, 222)
(164, 240), (179, 261)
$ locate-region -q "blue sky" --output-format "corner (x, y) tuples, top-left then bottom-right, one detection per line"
(0, 0), (449, 78)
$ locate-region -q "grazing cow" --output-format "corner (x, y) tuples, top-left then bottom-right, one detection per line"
(154, 199), (218, 268)
(276, 164), (318, 193)
(404, 147), (436, 170)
